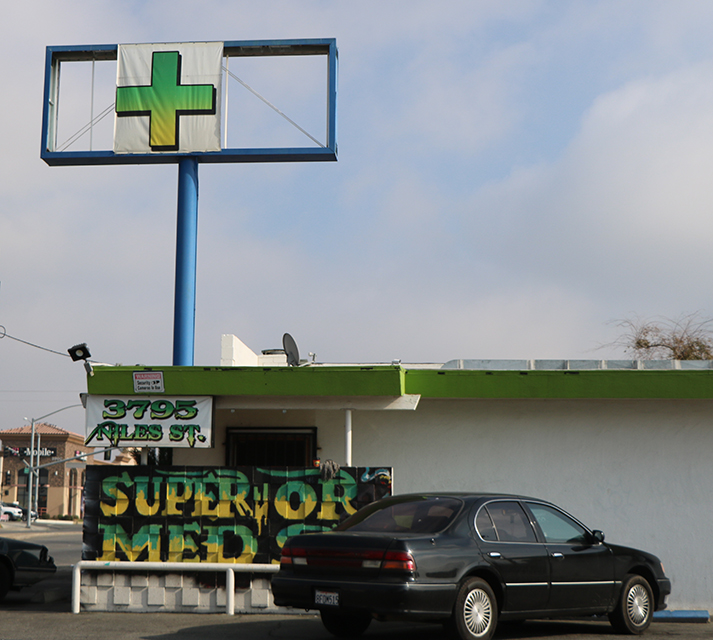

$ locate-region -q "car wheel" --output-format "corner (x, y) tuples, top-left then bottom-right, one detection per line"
(609, 574), (654, 634)
(320, 610), (372, 638)
(453, 577), (497, 640)
(0, 562), (12, 600)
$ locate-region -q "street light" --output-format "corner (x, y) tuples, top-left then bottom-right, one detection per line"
(23, 404), (82, 529)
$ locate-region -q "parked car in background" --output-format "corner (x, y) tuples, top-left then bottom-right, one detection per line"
(0, 502), (22, 521)
(19, 506), (38, 521)
(272, 493), (671, 639)
(0, 537), (56, 599)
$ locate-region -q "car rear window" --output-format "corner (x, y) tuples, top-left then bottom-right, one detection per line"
(336, 497), (463, 534)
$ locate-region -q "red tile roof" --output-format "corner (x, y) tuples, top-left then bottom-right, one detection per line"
(0, 423), (74, 436)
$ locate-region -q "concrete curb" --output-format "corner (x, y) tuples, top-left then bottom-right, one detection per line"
(654, 611), (710, 623)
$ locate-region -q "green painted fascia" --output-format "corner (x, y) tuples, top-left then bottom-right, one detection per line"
(87, 365), (406, 397)
(86, 366), (713, 401)
(403, 369), (713, 399)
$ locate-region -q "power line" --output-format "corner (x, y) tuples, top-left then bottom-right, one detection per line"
(0, 392), (82, 396)
(0, 326), (72, 358)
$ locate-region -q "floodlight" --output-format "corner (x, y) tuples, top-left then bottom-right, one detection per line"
(68, 343), (91, 361)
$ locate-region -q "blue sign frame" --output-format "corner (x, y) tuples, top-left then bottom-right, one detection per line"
(41, 39), (338, 166)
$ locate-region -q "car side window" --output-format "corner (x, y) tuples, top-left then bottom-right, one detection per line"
(480, 501), (537, 543)
(475, 506), (497, 541)
(527, 503), (588, 544)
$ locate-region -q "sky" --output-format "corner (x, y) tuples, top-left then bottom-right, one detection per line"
(3, 0), (713, 436)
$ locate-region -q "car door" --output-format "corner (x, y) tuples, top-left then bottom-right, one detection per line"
(525, 502), (614, 610)
(475, 500), (549, 612)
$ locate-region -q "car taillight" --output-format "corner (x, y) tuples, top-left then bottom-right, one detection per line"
(281, 546), (414, 572)
(381, 550), (416, 572)
(280, 546), (307, 568)
(359, 550), (385, 568)
(280, 546), (292, 568)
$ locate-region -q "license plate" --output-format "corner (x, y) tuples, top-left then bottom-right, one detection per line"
(315, 589), (339, 606)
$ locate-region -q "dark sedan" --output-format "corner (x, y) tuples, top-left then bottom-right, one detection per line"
(272, 493), (671, 639)
(0, 537), (56, 600)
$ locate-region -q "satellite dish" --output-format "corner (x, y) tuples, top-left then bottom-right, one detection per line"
(283, 333), (300, 366)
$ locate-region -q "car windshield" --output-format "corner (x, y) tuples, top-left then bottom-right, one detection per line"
(336, 496), (463, 534)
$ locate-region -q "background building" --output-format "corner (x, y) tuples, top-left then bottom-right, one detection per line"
(1, 423), (102, 518)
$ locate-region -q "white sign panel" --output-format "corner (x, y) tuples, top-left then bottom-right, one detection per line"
(114, 42), (222, 154)
(85, 395), (212, 448)
(133, 371), (165, 393)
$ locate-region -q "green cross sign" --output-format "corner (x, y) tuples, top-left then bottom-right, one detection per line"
(116, 50), (216, 151)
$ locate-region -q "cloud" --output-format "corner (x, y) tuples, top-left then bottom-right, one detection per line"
(436, 60), (713, 323)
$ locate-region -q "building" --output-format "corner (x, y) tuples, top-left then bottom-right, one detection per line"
(77, 336), (713, 613)
(0, 423), (107, 518)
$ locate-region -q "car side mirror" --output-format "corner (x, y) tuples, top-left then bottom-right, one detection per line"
(590, 530), (605, 544)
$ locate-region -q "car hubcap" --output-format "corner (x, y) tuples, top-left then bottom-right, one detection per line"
(627, 584), (650, 625)
(464, 588), (492, 637)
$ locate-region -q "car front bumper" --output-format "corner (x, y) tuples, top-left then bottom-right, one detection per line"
(656, 577), (672, 611)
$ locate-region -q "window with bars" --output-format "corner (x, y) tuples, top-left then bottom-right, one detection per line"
(226, 428), (317, 467)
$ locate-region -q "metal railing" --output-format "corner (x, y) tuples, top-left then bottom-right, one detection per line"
(72, 561), (279, 614)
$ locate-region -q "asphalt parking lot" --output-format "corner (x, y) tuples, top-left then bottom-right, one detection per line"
(1, 520), (710, 640)
(3, 572), (711, 640)
(1, 610), (711, 640)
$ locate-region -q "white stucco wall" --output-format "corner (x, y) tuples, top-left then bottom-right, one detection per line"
(343, 398), (713, 610)
(174, 397), (712, 610)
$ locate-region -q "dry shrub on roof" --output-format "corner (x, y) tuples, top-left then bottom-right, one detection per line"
(611, 313), (713, 360)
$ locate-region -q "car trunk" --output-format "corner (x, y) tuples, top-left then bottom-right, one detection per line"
(282, 532), (412, 579)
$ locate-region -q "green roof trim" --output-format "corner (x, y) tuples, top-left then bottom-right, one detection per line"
(87, 365), (406, 397)
(403, 368), (713, 399)
(86, 365), (713, 401)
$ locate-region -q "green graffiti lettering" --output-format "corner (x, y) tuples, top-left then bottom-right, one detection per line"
(163, 476), (193, 516)
(167, 522), (201, 562)
(101, 522), (163, 562)
(318, 473), (358, 519)
(258, 467), (321, 479)
(86, 466), (391, 565)
(203, 524), (257, 563)
(274, 481), (318, 520)
(135, 475), (162, 516)
(99, 483), (130, 517)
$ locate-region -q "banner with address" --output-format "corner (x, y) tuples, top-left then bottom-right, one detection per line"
(85, 396), (212, 448)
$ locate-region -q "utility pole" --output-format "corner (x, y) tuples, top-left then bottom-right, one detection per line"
(23, 404), (82, 529)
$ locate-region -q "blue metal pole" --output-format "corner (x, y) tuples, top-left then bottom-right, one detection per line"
(173, 157), (199, 366)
